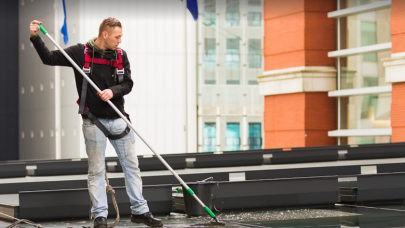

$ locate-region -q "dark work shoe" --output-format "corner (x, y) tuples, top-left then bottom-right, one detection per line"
(94, 217), (108, 228)
(131, 212), (163, 227)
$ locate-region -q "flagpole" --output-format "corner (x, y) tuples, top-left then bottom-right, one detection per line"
(184, 0), (189, 153)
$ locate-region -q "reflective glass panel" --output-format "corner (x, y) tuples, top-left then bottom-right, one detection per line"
(339, 8), (390, 50)
(340, 50), (390, 89)
(226, 123), (240, 151)
(203, 0), (216, 26)
(248, 123), (261, 150)
(203, 123), (216, 152)
(248, 39), (262, 69)
(204, 38), (216, 84)
(340, 93), (391, 130)
(226, 0), (240, 27)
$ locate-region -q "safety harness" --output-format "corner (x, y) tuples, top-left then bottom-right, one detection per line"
(78, 44), (130, 140)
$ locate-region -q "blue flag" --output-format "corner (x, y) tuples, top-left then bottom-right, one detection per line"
(183, 0), (198, 21)
(60, 0), (69, 45)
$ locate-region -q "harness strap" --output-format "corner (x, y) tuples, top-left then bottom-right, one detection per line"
(83, 108), (131, 140)
(79, 44), (129, 140)
(78, 78), (88, 114)
(116, 48), (124, 84)
(83, 45), (124, 70)
(84, 55), (121, 67)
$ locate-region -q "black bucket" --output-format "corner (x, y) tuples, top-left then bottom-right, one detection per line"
(182, 181), (217, 217)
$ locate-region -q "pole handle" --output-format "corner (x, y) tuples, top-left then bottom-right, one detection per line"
(38, 24), (47, 34)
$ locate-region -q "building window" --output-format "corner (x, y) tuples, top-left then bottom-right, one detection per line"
(226, 123), (240, 151)
(203, 0), (216, 26)
(330, 0), (392, 145)
(340, 50), (390, 90)
(226, 0), (240, 27)
(203, 123), (216, 152)
(247, 0), (261, 26)
(339, 8), (390, 50)
(204, 38), (216, 84)
(361, 21), (378, 62)
(247, 12), (261, 27)
(248, 39), (262, 69)
(226, 38), (240, 69)
(226, 38), (240, 84)
(248, 123), (261, 150)
(340, 94), (391, 130)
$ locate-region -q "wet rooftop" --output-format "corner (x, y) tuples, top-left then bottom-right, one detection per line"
(3, 203), (405, 227)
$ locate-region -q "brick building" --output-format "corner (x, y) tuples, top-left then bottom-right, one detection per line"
(258, 0), (404, 148)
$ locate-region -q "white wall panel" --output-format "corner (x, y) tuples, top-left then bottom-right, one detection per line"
(79, 0), (196, 156)
(20, 0), (197, 159)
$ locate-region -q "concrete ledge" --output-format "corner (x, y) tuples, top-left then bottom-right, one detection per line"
(383, 54), (405, 83)
(257, 66), (336, 96)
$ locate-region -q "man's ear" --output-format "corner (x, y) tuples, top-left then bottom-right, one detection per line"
(102, 31), (109, 39)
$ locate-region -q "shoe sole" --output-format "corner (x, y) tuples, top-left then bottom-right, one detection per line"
(131, 218), (163, 227)
(94, 225), (107, 228)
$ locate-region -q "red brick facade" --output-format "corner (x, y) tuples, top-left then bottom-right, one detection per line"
(390, 0), (405, 142)
(391, 0), (405, 54)
(262, 0), (405, 148)
(263, 0), (336, 148)
(264, 0), (335, 71)
(391, 82), (405, 142)
(264, 92), (336, 148)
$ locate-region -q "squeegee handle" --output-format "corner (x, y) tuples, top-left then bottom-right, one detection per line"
(38, 24), (47, 34)
(37, 24), (219, 220)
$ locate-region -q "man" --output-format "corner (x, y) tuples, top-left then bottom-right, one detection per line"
(29, 18), (163, 228)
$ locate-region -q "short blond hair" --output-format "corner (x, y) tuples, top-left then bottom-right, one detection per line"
(98, 17), (122, 36)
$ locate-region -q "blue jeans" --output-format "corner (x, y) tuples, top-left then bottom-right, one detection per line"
(82, 118), (149, 218)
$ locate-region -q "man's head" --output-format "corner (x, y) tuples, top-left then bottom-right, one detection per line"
(97, 17), (122, 50)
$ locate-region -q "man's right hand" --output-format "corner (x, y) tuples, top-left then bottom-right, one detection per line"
(30, 20), (42, 37)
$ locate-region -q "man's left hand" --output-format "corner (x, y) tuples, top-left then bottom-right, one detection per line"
(98, 89), (113, 102)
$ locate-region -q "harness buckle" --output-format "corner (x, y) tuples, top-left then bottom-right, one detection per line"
(110, 59), (118, 67)
(83, 67), (90, 74)
(117, 68), (124, 75)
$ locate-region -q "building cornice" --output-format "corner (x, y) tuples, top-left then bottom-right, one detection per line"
(383, 53), (405, 83)
(257, 66), (337, 96)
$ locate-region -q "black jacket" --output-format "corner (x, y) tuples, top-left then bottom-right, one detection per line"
(30, 35), (133, 119)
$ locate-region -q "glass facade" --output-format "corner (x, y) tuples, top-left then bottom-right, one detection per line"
(248, 39), (262, 69)
(247, 0), (262, 27)
(203, 123), (216, 152)
(341, 136), (391, 145)
(226, 38), (241, 84)
(340, 50), (390, 89)
(226, 38), (241, 70)
(333, 0), (391, 145)
(204, 38), (216, 84)
(226, 0), (240, 27)
(203, 0), (216, 26)
(197, 0), (264, 152)
(248, 123), (262, 150)
(340, 93), (391, 130)
(248, 12), (261, 27)
(339, 8), (391, 50)
(226, 123), (240, 151)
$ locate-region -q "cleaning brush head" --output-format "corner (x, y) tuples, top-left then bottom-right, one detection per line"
(210, 218), (226, 226)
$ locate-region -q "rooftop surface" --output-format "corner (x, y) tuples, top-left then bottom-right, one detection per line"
(2, 203), (405, 227)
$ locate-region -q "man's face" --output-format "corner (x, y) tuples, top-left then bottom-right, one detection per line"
(105, 26), (122, 50)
